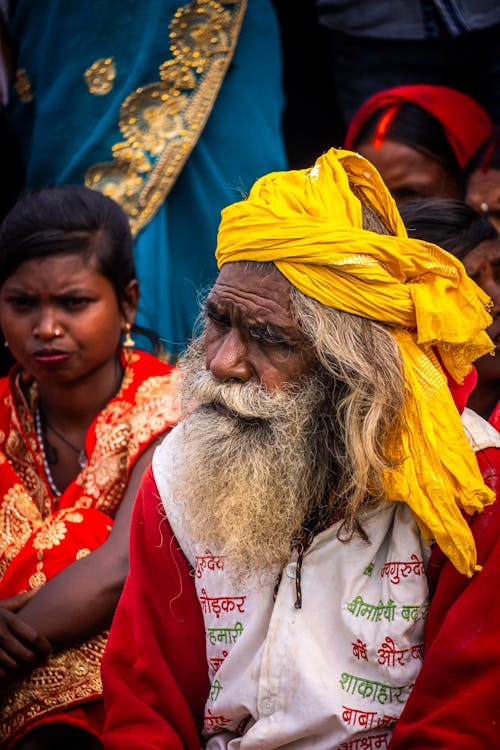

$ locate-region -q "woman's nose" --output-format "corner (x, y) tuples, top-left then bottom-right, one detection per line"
(207, 328), (252, 383)
(33, 308), (63, 340)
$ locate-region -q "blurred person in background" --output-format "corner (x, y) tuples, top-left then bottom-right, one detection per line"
(401, 197), (500, 429)
(344, 84), (493, 205)
(466, 131), (500, 233)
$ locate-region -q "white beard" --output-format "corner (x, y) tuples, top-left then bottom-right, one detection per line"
(170, 339), (337, 581)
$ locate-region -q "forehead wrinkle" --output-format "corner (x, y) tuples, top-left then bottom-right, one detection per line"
(208, 279), (294, 328)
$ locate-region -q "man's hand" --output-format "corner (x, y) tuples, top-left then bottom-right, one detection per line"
(0, 591), (53, 684)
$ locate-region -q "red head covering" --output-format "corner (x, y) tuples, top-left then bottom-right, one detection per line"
(345, 84), (494, 170)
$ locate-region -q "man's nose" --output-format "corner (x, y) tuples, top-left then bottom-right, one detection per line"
(208, 328), (252, 383)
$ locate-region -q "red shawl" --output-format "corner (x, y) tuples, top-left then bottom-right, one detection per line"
(0, 350), (178, 746)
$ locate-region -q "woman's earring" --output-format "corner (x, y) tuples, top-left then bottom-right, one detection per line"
(123, 322), (135, 349)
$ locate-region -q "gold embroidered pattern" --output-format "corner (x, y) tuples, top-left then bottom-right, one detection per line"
(14, 68), (33, 103)
(330, 254), (378, 268)
(84, 57), (116, 95)
(31, 510), (84, 552)
(76, 547), (91, 559)
(0, 632), (108, 742)
(85, 0), (246, 235)
(0, 357), (178, 742)
(76, 369), (179, 515)
(0, 484), (41, 579)
(28, 567), (46, 588)
(414, 351), (447, 403)
(0, 358), (177, 587)
(5, 378), (51, 518)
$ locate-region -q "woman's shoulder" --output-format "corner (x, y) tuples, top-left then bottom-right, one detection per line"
(121, 350), (176, 396)
(114, 350), (179, 436)
(128, 349), (175, 378)
(0, 364), (26, 402)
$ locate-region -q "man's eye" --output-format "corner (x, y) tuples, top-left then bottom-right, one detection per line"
(250, 327), (286, 346)
(206, 310), (230, 327)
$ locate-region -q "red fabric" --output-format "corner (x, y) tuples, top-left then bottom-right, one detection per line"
(101, 465), (209, 750)
(489, 398), (500, 431)
(13, 701), (105, 747)
(104, 457), (500, 748)
(389, 443), (500, 748)
(344, 84), (494, 169)
(0, 351), (178, 747)
(445, 365), (477, 415)
(389, 364), (500, 746)
(0, 352), (176, 597)
(0, 508), (112, 599)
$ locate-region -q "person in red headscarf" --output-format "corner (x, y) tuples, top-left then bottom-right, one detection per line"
(466, 130), (500, 233)
(400, 197), (500, 431)
(344, 84), (494, 205)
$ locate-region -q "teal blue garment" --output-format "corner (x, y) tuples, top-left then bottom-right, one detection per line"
(7, 0), (287, 356)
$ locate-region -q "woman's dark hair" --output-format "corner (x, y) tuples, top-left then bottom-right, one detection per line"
(0, 184), (136, 308)
(400, 198), (498, 260)
(354, 103), (463, 183)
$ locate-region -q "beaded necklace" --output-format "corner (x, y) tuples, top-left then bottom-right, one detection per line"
(35, 407), (62, 497)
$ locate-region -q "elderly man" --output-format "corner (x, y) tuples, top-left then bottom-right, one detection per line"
(101, 149), (499, 749)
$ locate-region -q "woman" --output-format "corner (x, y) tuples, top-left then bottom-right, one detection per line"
(466, 130), (500, 232)
(400, 198), (500, 430)
(345, 84), (494, 204)
(0, 185), (178, 749)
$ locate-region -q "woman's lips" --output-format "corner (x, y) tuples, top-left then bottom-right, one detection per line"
(32, 349), (71, 365)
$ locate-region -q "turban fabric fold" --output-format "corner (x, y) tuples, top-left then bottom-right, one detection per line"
(216, 147), (495, 577)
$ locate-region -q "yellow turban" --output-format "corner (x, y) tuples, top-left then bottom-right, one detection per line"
(216, 147), (495, 577)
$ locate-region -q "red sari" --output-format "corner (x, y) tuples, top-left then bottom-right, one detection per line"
(0, 350), (178, 748)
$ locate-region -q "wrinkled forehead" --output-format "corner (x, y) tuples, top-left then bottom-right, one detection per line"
(207, 261), (298, 327)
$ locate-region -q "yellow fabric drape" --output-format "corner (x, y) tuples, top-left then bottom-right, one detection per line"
(216, 147), (495, 577)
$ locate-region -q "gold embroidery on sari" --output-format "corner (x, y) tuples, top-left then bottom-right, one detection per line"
(5, 376), (50, 518)
(14, 68), (33, 103)
(0, 632), (108, 742)
(84, 57), (116, 95)
(0, 357), (178, 588)
(0, 354), (177, 741)
(77, 368), (178, 514)
(0, 484), (41, 579)
(84, 0), (246, 235)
